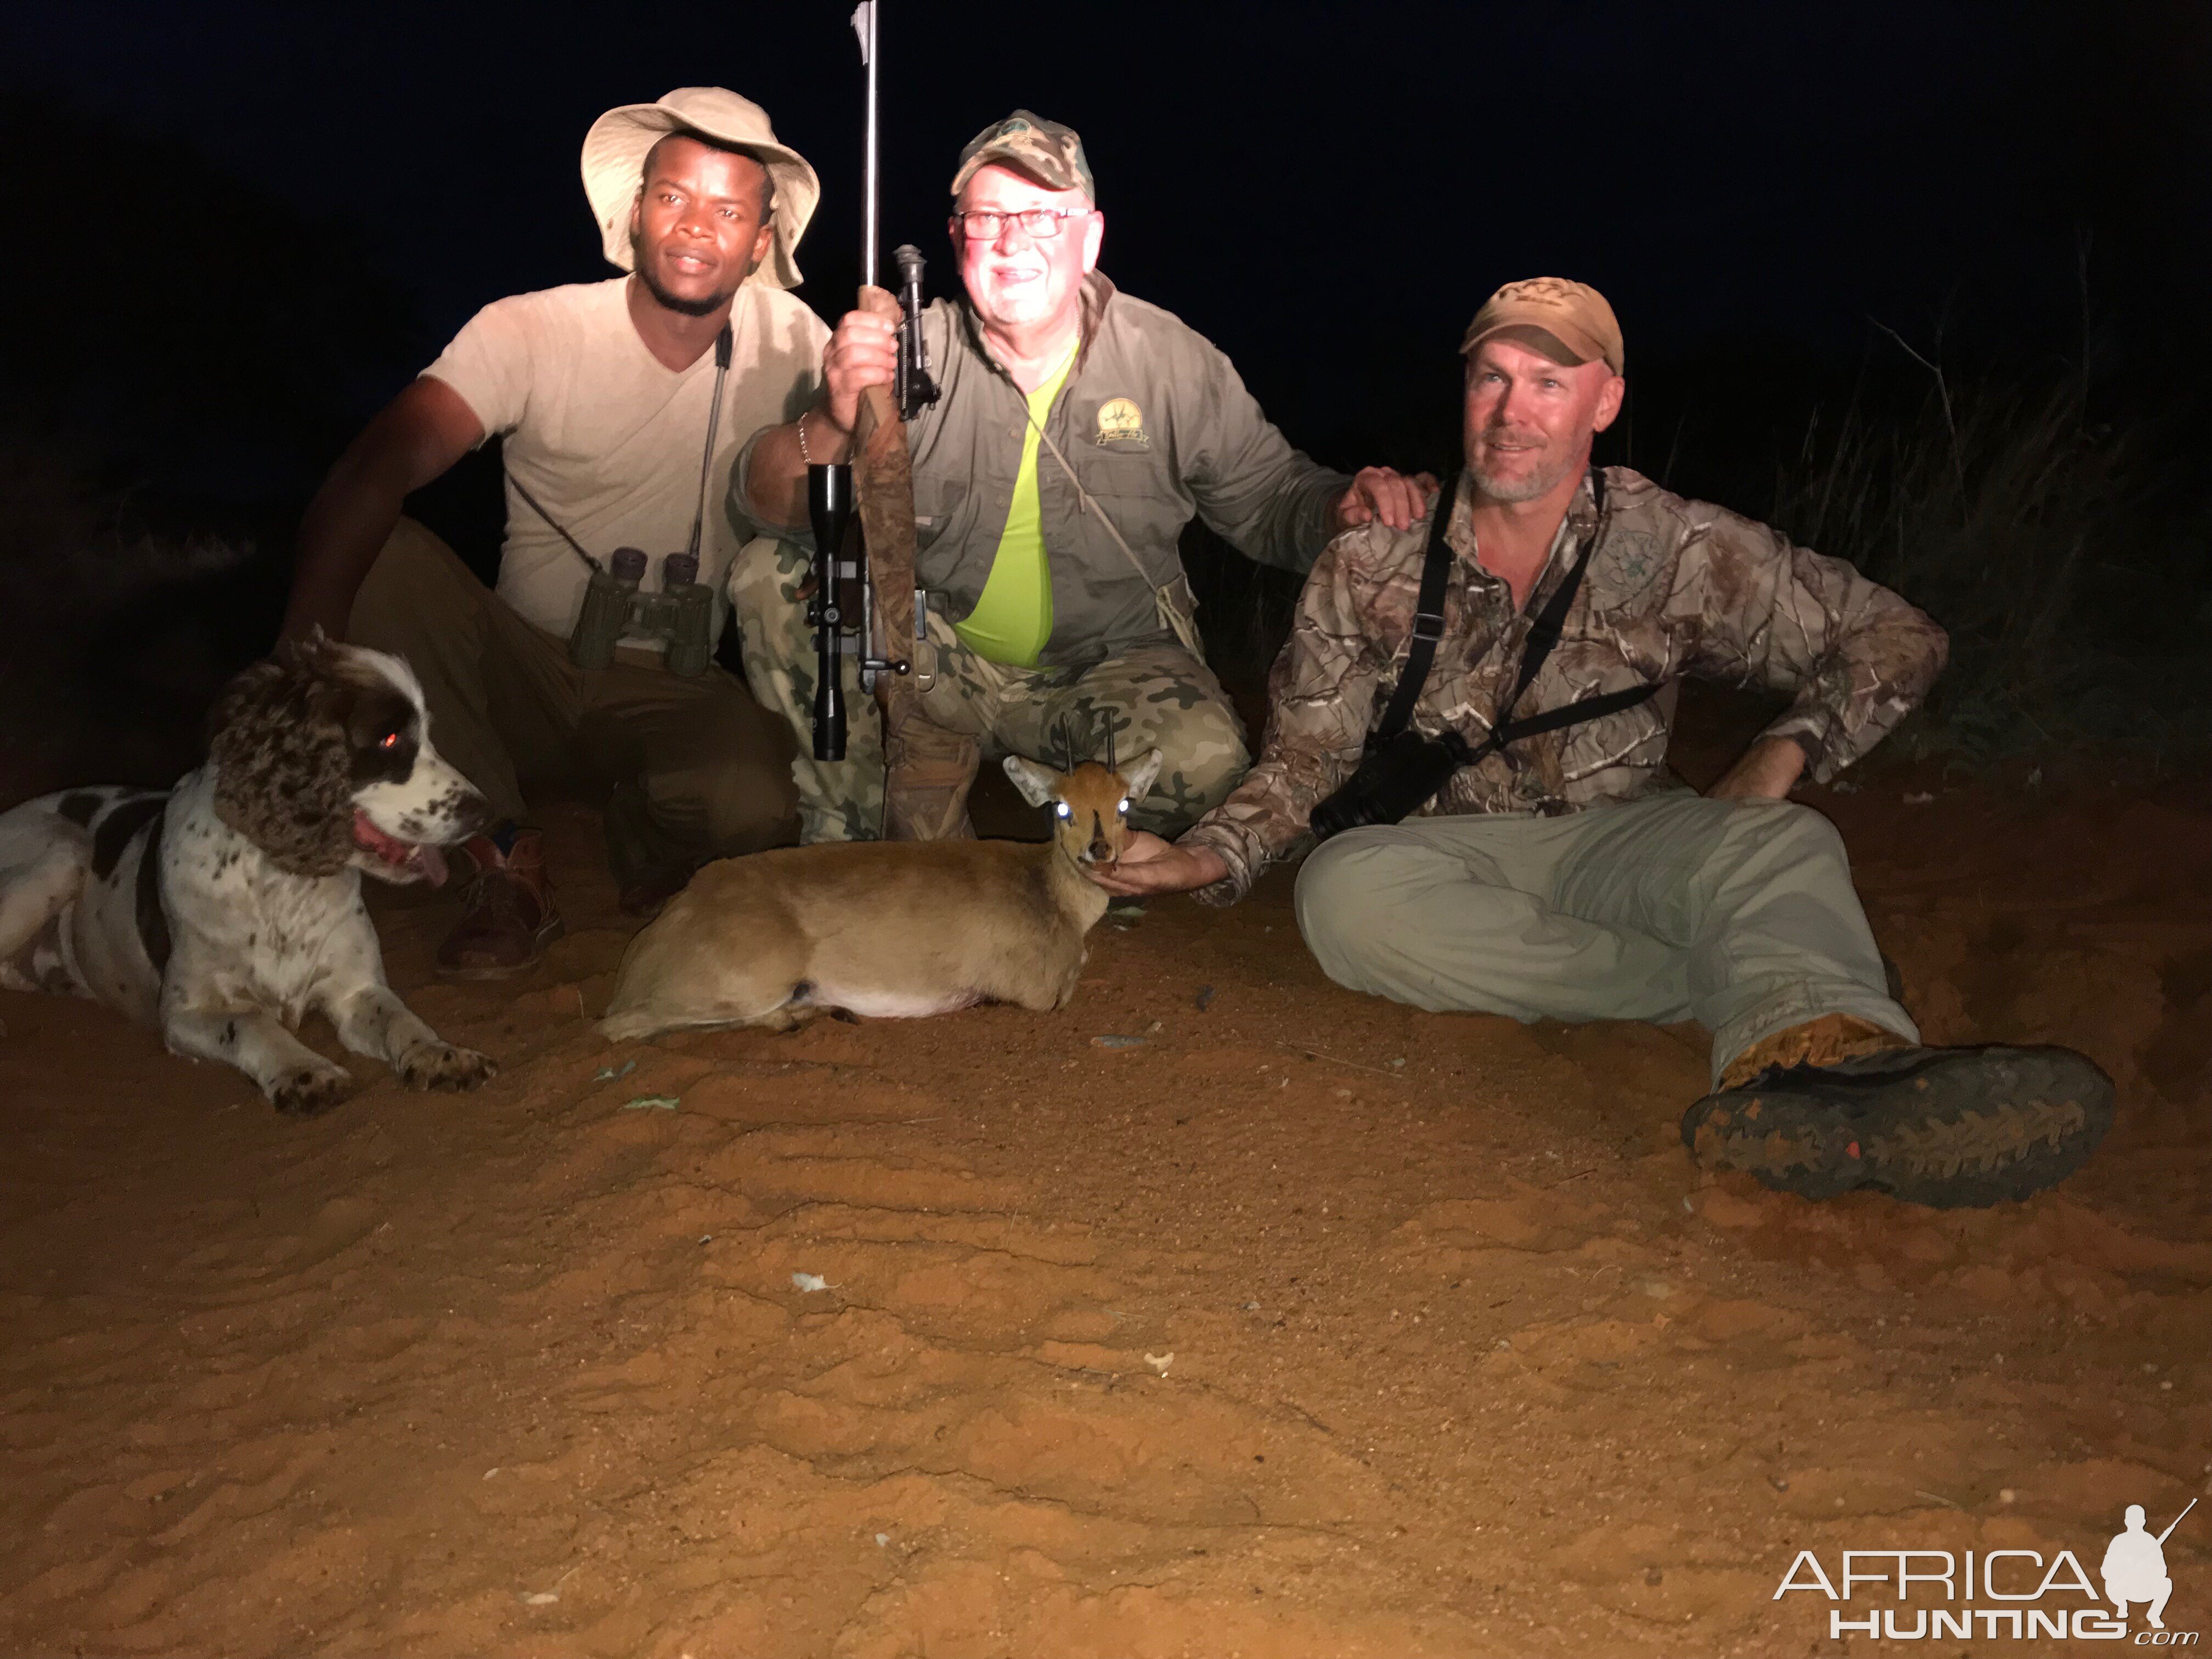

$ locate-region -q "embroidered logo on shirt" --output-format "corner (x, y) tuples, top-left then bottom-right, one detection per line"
(1094, 397), (1149, 449)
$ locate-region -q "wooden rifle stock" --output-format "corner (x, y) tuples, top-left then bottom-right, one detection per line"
(852, 375), (916, 728)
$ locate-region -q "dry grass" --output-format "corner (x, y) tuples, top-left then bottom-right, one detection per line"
(1769, 357), (2208, 763)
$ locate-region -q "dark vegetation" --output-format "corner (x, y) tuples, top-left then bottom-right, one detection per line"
(0, 96), (417, 797)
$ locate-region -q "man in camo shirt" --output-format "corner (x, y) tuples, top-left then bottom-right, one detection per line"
(1097, 278), (2113, 1210)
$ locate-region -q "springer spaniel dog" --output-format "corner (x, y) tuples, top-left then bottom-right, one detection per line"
(0, 633), (496, 1114)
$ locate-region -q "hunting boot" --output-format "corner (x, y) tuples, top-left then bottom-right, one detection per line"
(437, 826), (564, 978)
(1681, 1013), (2114, 1209)
(882, 710), (979, 841)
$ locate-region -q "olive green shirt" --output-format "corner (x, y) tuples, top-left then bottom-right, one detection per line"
(894, 273), (1349, 669)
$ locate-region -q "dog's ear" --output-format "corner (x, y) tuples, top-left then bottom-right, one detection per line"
(207, 646), (358, 876)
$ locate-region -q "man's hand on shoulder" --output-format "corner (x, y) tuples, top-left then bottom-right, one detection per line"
(1331, 467), (1440, 535)
(1706, 734), (1810, 801)
(1084, 831), (1229, 898)
(821, 288), (901, 439)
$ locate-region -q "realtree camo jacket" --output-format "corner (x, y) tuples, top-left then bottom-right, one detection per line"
(1179, 465), (1948, 905)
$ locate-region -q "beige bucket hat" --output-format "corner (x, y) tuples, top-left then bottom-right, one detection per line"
(580, 87), (820, 290)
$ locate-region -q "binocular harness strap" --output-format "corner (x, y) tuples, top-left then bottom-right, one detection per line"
(1372, 472), (1462, 743)
(1376, 467), (1656, 768)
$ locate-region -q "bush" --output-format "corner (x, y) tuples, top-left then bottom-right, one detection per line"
(1769, 356), (2211, 763)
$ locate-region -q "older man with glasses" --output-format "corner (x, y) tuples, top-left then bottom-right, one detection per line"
(731, 111), (1426, 845)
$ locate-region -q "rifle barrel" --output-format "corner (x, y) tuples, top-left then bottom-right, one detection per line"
(861, 0), (879, 287)
(2156, 1497), (2197, 1545)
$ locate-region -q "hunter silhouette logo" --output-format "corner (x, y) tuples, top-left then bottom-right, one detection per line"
(2106, 1500), (2193, 1630)
(1773, 1498), (2198, 1642)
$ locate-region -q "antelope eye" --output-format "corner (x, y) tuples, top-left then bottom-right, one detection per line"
(1116, 797), (1130, 814)
(376, 731), (402, 751)
(1055, 802), (1072, 819)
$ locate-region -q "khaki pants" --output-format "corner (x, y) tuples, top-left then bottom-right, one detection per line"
(727, 535), (1249, 842)
(1292, 792), (1917, 1087)
(348, 519), (799, 886)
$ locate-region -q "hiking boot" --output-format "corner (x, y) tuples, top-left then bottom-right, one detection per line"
(437, 829), (563, 979)
(1717, 1012), (1915, 1090)
(1682, 1041), (2114, 1209)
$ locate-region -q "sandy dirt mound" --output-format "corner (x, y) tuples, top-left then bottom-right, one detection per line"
(3, 765), (2208, 1656)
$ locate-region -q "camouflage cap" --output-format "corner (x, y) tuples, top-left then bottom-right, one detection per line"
(1461, 278), (1624, 376)
(950, 110), (1096, 202)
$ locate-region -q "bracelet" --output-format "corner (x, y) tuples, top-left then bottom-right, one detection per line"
(796, 411), (813, 466)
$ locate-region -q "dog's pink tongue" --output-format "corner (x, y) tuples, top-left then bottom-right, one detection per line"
(411, 844), (449, 887)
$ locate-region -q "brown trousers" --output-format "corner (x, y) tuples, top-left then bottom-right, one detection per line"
(347, 518), (798, 885)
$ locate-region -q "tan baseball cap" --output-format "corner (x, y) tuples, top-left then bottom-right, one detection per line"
(581, 87), (820, 290)
(1460, 278), (1624, 376)
(950, 110), (1096, 202)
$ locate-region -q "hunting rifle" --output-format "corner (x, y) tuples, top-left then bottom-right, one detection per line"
(807, 1), (939, 776)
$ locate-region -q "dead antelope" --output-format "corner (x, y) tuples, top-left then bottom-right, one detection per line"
(598, 747), (1163, 1042)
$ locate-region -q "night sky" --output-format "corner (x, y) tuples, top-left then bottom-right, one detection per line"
(12, 0), (2207, 487)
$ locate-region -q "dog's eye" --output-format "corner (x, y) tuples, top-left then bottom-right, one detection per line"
(375, 730), (402, 751)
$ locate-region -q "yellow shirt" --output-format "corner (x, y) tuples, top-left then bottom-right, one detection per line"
(953, 342), (1079, 665)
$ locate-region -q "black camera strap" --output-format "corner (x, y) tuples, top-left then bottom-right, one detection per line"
(1375, 466), (1655, 760)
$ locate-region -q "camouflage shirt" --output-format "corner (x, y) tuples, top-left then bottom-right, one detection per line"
(1180, 465), (1948, 905)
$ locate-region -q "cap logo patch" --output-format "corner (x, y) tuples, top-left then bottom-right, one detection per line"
(1094, 397), (1148, 449)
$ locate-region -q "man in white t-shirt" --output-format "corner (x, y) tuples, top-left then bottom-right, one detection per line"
(283, 88), (829, 975)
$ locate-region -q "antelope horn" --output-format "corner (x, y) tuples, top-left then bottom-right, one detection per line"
(1105, 718), (1116, 776)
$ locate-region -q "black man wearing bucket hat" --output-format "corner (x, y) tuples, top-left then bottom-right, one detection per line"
(281, 88), (825, 974)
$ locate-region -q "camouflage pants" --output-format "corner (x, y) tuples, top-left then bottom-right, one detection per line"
(725, 536), (1250, 840)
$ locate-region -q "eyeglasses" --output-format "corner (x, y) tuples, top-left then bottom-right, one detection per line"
(949, 207), (1091, 241)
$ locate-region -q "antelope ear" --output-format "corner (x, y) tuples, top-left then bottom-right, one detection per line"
(1120, 748), (1164, 803)
(1002, 754), (1060, 809)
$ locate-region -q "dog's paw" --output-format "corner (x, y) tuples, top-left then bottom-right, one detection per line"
(271, 1064), (349, 1116)
(400, 1043), (496, 1092)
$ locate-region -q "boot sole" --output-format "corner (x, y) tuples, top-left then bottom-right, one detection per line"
(1682, 1046), (2114, 1209)
(436, 915), (567, 981)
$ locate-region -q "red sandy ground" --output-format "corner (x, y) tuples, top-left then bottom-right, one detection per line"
(3, 718), (2208, 1657)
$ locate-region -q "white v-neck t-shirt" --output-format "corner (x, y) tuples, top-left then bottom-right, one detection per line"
(422, 275), (827, 654)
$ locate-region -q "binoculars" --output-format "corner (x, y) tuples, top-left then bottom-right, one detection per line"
(568, 548), (715, 678)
